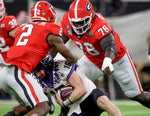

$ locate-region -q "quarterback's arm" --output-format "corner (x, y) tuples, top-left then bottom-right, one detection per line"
(8, 27), (18, 38)
(67, 71), (87, 103)
(100, 32), (117, 77)
(47, 34), (78, 64)
(55, 71), (87, 107)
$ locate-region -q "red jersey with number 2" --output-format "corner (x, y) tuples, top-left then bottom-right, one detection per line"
(61, 13), (126, 69)
(7, 22), (61, 73)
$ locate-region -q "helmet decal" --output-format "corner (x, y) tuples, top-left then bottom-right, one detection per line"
(42, 12), (46, 16)
(34, 1), (40, 17)
(86, 3), (92, 12)
(74, 0), (80, 18)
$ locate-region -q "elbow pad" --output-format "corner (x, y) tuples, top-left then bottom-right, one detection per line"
(101, 40), (117, 56)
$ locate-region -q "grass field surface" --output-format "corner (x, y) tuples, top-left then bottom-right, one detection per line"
(0, 100), (150, 116)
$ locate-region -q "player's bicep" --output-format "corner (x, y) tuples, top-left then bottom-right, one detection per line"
(100, 32), (117, 56)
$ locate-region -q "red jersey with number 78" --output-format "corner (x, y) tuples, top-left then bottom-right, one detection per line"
(61, 13), (126, 69)
(7, 22), (61, 73)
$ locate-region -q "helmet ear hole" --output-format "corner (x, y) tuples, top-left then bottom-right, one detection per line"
(50, 16), (53, 20)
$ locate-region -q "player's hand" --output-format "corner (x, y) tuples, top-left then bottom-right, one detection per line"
(54, 92), (63, 107)
(102, 57), (114, 77)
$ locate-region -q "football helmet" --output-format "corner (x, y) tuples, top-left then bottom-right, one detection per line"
(0, 0), (5, 21)
(30, 1), (56, 23)
(69, 0), (94, 35)
(32, 55), (56, 90)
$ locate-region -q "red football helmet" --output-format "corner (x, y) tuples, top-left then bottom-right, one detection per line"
(30, 1), (56, 23)
(0, 0), (5, 21)
(69, 0), (94, 35)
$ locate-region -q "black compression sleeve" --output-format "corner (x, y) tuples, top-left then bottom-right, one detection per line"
(101, 39), (117, 56)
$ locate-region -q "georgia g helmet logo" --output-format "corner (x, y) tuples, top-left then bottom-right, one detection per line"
(86, 3), (91, 12)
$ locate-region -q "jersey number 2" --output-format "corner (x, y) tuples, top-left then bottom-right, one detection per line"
(16, 24), (33, 46)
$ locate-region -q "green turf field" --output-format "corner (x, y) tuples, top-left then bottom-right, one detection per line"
(0, 100), (150, 116)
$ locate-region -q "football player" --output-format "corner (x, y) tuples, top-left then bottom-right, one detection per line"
(1, 1), (77, 116)
(0, 0), (18, 67)
(61, 0), (150, 110)
(33, 55), (123, 116)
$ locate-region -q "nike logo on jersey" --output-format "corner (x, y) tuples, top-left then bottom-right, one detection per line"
(118, 61), (124, 65)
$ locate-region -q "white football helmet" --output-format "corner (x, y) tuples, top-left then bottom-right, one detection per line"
(69, 0), (94, 35)
(0, 0), (5, 21)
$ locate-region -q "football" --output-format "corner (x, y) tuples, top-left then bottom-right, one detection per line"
(58, 85), (74, 101)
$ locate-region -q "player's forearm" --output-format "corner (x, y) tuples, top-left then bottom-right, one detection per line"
(49, 47), (58, 58)
(105, 50), (116, 61)
(66, 55), (78, 64)
(62, 49), (78, 64)
(69, 86), (87, 103)
(68, 71), (87, 103)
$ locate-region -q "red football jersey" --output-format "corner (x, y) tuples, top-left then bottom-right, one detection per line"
(0, 15), (18, 63)
(61, 13), (126, 69)
(7, 22), (61, 73)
